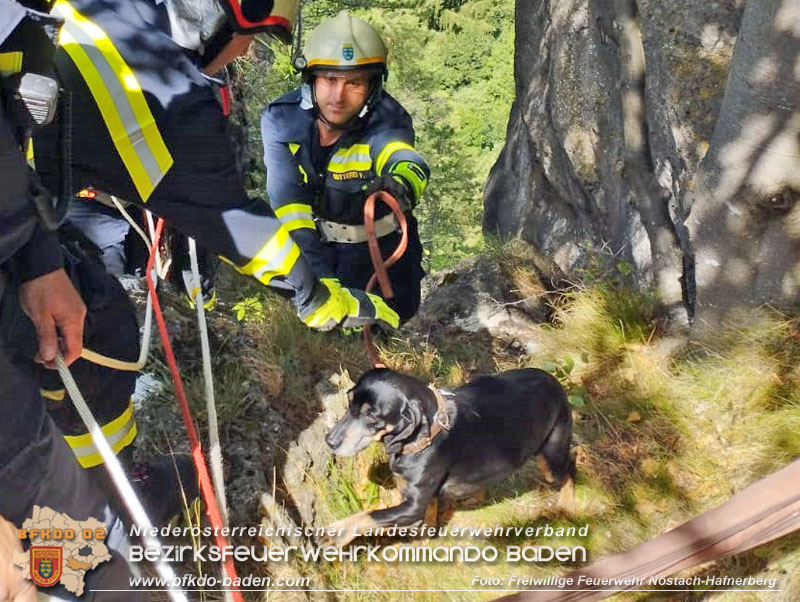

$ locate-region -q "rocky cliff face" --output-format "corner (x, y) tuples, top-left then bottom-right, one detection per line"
(485, 0), (745, 323)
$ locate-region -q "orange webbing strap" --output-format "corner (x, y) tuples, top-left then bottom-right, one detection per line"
(494, 458), (800, 602)
(362, 190), (409, 368)
(145, 218), (244, 602)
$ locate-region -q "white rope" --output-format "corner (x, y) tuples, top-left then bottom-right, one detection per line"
(111, 196), (150, 253)
(56, 355), (188, 602)
(187, 237), (230, 538)
(75, 198), (156, 372)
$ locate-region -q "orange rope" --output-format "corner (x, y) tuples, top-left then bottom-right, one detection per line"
(145, 218), (243, 602)
(362, 191), (409, 368)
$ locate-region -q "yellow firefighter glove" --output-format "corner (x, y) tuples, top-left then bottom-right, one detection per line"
(300, 278), (399, 331)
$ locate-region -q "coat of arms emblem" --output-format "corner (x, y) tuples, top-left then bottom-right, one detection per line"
(31, 546), (63, 587)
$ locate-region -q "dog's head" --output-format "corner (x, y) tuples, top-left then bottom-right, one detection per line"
(326, 368), (433, 456)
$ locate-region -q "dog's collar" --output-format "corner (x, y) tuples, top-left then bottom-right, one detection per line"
(401, 385), (454, 456)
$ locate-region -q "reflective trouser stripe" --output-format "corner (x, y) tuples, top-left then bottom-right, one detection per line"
(40, 388), (66, 402)
(53, 1), (173, 202)
(274, 203), (316, 232)
(63, 400), (137, 468)
(375, 141), (415, 175)
(235, 226), (300, 285)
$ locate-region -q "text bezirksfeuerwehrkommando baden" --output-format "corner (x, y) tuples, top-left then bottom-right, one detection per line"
(130, 522), (589, 540)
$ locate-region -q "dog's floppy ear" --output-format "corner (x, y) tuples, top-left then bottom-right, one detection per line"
(383, 395), (430, 455)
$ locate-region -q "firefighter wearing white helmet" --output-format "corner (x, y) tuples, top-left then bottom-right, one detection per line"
(262, 11), (430, 323)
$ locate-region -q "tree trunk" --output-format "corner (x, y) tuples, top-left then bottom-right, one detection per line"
(485, 0), (800, 327)
(684, 0), (800, 328)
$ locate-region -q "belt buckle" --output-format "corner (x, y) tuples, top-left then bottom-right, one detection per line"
(316, 218), (330, 243)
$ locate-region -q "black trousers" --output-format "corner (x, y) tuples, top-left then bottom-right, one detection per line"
(0, 270), (144, 601)
(332, 215), (425, 324)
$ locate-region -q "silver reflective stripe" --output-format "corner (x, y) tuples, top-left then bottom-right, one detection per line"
(329, 151), (371, 166)
(58, 20), (163, 188)
(277, 209), (314, 224)
(254, 235), (296, 281)
(68, 411), (135, 459)
(53, 1), (172, 202)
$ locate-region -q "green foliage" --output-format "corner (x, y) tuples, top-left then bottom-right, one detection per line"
(542, 355), (590, 408)
(231, 295), (265, 322)
(238, 0), (515, 270)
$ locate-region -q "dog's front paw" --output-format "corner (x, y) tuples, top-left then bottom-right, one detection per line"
(320, 511), (377, 548)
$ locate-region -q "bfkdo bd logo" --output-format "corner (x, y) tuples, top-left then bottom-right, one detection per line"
(18, 523), (107, 590)
(31, 546), (63, 587)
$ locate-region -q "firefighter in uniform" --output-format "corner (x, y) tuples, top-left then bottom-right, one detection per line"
(24, 0), (399, 515)
(261, 11), (429, 324)
(1, 1), (143, 599)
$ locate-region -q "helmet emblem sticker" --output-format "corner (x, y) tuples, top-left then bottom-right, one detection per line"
(342, 44), (354, 60)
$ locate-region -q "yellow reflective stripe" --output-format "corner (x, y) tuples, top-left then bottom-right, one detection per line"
(334, 144), (370, 156)
(0, 51), (23, 75)
(56, 0), (173, 178)
(328, 144), (371, 173)
(53, 1), (173, 202)
(63, 401), (137, 469)
(305, 57), (383, 68)
(275, 203), (312, 218)
(356, 57), (384, 66)
(282, 219), (316, 232)
(306, 58), (342, 67)
(71, 424), (137, 469)
(286, 143), (308, 182)
(40, 388), (66, 402)
(236, 226), (301, 285)
(391, 161), (427, 201)
(375, 141), (414, 175)
(274, 203), (316, 231)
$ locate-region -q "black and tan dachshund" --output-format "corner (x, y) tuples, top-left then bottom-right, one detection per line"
(323, 367), (575, 546)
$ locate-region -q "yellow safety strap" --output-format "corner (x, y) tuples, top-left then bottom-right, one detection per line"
(52, 1), (173, 202)
(63, 400), (137, 468)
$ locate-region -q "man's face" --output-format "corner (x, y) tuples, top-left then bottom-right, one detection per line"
(313, 70), (370, 126)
